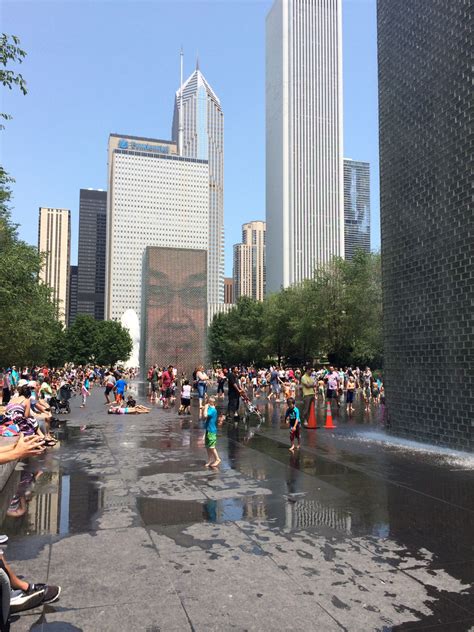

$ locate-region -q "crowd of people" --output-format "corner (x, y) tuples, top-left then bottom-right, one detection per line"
(0, 363), (140, 627)
(0, 359), (383, 626)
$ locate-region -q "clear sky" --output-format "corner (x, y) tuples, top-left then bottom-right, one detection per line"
(2, 0), (379, 276)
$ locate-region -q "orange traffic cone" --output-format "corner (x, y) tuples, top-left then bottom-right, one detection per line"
(307, 399), (317, 429)
(324, 401), (336, 429)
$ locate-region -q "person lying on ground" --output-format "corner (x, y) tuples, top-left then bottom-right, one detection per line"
(107, 403), (150, 414)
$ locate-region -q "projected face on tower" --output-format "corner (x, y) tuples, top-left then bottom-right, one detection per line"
(143, 247), (207, 377)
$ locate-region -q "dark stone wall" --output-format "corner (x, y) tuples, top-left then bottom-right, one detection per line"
(377, 0), (473, 451)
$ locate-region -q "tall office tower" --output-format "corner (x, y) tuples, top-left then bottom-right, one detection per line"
(266, 0), (344, 293)
(378, 0), (472, 450)
(233, 220), (266, 302)
(38, 207), (71, 323)
(224, 278), (234, 304)
(68, 265), (78, 326)
(172, 61), (224, 303)
(77, 189), (107, 320)
(343, 159), (370, 260)
(105, 134), (209, 329)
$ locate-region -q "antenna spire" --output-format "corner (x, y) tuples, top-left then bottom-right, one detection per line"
(179, 47), (184, 156)
(196, 52), (200, 71)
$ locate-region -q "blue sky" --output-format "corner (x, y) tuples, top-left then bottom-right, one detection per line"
(2, 0), (379, 276)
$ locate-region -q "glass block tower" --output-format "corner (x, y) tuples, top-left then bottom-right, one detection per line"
(344, 159), (370, 260)
(172, 63), (224, 304)
(378, 0), (473, 450)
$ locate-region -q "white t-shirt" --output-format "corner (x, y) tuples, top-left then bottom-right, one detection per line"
(181, 385), (191, 399)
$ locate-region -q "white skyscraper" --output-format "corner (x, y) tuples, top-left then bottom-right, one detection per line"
(172, 61), (224, 304)
(266, 0), (344, 293)
(105, 134), (209, 325)
(38, 207), (71, 324)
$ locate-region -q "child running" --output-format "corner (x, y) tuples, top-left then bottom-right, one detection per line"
(285, 397), (301, 452)
(203, 397), (221, 468)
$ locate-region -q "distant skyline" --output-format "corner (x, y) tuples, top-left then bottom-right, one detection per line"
(2, 0), (379, 277)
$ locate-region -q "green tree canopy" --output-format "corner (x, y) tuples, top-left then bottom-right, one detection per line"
(208, 251), (383, 368)
(67, 315), (133, 367)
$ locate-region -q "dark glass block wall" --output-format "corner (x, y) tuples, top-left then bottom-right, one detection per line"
(77, 189), (107, 321)
(378, 0), (473, 450)
(141, 247), (207, 379)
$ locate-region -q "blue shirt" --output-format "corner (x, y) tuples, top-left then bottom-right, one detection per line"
(285, 406), (300, 428)
(116, 379), (126, 394)
(205, 406), (218, 434)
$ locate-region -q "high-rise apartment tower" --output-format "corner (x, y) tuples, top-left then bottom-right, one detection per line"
(343, 159), (370, 260)
(77, 189), (107, 320)
(38, 207), (71, 324)
(233, 221), (266, 302)
(266, 0), (344, 292)
(378, 0), (472, 450)
(172, 62), (224, 303)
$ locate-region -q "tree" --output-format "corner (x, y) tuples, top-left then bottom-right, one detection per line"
(67, 315), (98, 365)
(0, 35), (67, 367)
(207, 253), (383, 369)
(208, 297), (266, 366)
(94, 320), (133, 366)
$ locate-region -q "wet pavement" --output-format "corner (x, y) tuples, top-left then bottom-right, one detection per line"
(1, 384), (473, 631)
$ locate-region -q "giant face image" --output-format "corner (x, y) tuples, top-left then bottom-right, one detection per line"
(143, 247), (207, 377)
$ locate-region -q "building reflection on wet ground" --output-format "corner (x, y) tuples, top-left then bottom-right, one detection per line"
(1, 385), (473, 630)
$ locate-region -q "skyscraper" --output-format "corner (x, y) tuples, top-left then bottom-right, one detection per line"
(38, 207), (71, 323)
(343, 159), (370, 260)
(233, 221), (266, 302)
(77, 189), (107, 320)
(224, 278), (234, 305)
(68, 265), (78, 326)
(172, 61), (224, 303)
(266, 0), (344, 293)
(378, 0), (472, 450)
(105, 134), (209, 328)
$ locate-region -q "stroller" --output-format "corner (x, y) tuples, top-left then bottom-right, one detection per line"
(49, 383), (72, 414)
(240, 390), (263, 422)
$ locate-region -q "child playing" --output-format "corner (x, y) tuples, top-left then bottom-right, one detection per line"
(203, 397), (221, 468)
(80, 376), (90, 408)
(178, 380), (192, 415)
(285, 397), (301, 452)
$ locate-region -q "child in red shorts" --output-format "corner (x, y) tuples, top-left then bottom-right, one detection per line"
(285, 397), (301, 452)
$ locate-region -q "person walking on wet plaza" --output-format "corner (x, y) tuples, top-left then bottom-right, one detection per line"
(114, 374), (127, 403)
(285, 397), (301, 452)
(80, 374), (90, 408)
(195, 365), (209, 416)
(227, 366), (243, 419)
(346, 374), (356, 415)
(203, 397), (221, 468)
(301, 366), (316, 427)
(161, 365), (174, 410)
(325, 366), (340, 407)
(103, 371), (116, 405)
